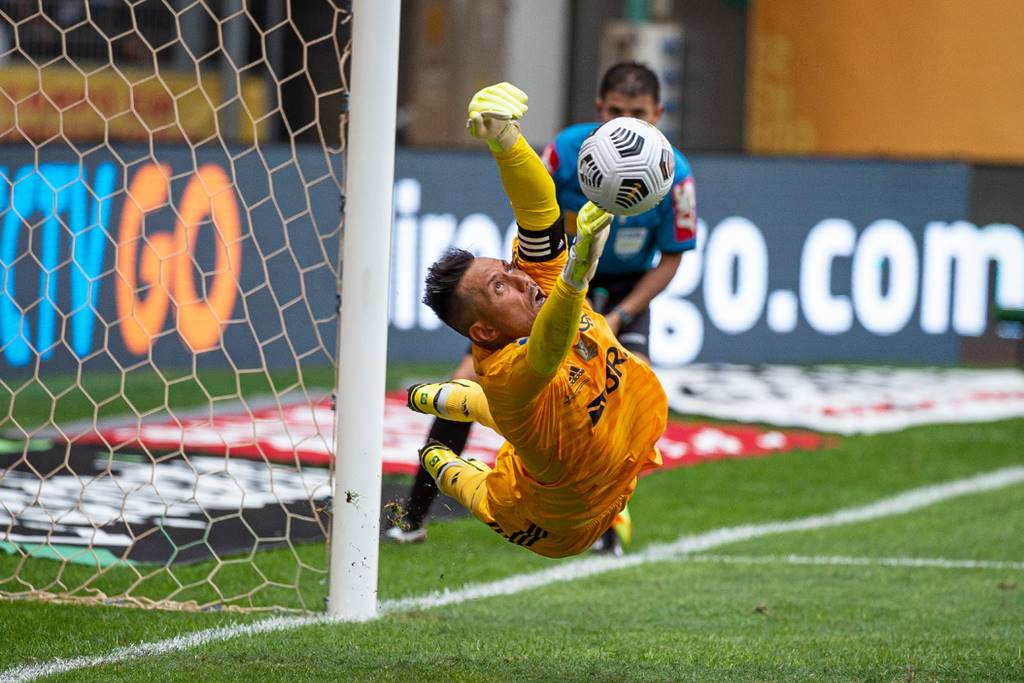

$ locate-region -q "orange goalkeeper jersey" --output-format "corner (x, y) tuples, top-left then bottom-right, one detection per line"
(472, 234), (666, 539)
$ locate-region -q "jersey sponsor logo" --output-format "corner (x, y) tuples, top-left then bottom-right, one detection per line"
(573, 335), (598, 361)
(672, 177), (696, 243)
(587, 346), (629, 426)
(578, 313), (593, 332)
(613, 227), (648, 257)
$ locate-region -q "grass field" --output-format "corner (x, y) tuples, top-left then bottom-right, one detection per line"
(2, 365), (1023, 681)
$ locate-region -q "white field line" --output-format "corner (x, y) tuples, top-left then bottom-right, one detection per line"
(684, 553), (1024, 571)
(4, 465), (1024, 683)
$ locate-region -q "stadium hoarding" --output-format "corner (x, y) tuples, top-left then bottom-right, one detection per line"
(0, 143), (341, 376)
(388, 151), (1021, 366)
(0, 64), (269, 145)
(1, 144), (1021, 375)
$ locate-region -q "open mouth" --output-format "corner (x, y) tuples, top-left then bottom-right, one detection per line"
(533, 286), (546, 308)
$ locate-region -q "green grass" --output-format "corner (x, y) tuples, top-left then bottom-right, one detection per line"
(2, 365), (1023, 681)
(78, 560), (1023, 682)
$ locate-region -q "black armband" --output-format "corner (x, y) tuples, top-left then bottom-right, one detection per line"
(517, 214), (567, 262)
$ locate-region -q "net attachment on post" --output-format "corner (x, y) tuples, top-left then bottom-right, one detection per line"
(0, 0), (351, 612)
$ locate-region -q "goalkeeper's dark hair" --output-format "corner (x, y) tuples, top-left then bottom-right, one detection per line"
(423, 248), (476, 336)
(599, 61), (660, 102)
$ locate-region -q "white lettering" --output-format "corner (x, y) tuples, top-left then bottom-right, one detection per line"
(852, 219), (918, 335)
(651, 218), (707, 365)
(391, 179), (420, 329)
(801, 218), (855, 334)
(702, 217), (767, 334)
(453, 213), (503, 258)
(651, 296), (704, 366)
(921, 221), (1024, 335)
(766, 290), (798, 333)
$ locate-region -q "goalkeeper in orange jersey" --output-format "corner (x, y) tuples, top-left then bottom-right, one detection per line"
(407, 82), (667, 558)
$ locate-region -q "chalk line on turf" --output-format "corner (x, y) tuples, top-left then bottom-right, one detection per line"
(4, 465), (1024, 683)
(683, 554), (1024, 571)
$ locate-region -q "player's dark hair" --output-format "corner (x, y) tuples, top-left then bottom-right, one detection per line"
(423, 247), (476, 336)
(599, 61), (660, 102)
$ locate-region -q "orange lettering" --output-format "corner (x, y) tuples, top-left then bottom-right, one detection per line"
(173, 164), (241, 352)
(116, 162), (242, 354)
(116, 163), (174, 355)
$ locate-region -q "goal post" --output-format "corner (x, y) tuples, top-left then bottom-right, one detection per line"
(329, 0), (401, 620)
(0, 0), (398, 614)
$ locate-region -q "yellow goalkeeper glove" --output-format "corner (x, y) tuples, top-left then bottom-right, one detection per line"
(467, 82), (528, 153)
(562, 201), (611, 290)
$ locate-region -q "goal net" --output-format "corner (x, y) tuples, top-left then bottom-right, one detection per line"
(0, 0), (352, 612)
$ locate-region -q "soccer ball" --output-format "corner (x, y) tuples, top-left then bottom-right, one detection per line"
(577, 117), (674, 216)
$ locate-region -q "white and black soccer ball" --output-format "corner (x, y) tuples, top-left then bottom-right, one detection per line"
(577, 117), (674, 216)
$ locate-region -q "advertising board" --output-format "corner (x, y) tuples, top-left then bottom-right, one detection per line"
(0, 143), (341, 375)
(1, 145), (1020, 374)
(387, 152), (1021, 366)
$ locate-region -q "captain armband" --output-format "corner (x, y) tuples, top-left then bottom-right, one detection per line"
(517, 214), (567, 262)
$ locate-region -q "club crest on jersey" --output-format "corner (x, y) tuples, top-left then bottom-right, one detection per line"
(573, 335), (598, 362)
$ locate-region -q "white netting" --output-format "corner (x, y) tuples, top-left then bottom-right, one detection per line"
(0, 0), (351, 612)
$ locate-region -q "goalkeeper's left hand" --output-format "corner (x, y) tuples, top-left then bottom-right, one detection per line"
(562, 201), (612, 291)
(467, 82), (528, 153)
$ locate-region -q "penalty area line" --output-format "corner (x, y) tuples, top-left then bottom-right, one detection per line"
(4, 465), (1024, 683)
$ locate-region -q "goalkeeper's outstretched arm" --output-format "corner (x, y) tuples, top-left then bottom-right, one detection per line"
(467, 83), (560, 233)
(466, 83), (610, 392)
(524, 202), (611, 377)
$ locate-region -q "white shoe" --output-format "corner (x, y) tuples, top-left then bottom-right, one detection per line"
(384, 525), (427, 543)
(590, 528), (623, 557)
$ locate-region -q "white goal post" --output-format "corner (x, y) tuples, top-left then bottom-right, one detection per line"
(329, 0), (401, 620)
(0, 0), (399, 617)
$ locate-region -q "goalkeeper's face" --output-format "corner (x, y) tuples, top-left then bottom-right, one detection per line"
(459, 257), (547, 348)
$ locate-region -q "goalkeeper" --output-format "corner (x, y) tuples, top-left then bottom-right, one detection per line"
(408, 83), (666, 558)
(387, 63), (693, 551)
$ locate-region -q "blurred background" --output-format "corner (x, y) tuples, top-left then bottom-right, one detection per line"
(0, 0), (1021, 376)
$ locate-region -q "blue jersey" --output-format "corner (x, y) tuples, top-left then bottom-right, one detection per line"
(543, 122), (697, 275)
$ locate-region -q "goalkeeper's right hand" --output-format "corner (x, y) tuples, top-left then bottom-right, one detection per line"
(467, 82), (528, 153)
(562, 201), (612, 291)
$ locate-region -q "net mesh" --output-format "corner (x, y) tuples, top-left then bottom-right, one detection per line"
(0, 0), (351, 612)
